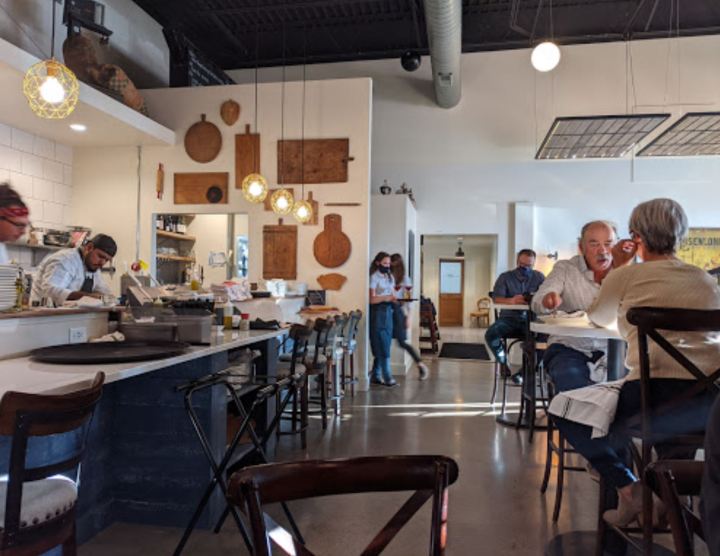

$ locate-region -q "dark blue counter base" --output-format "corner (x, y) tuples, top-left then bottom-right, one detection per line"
(0, 337), (280, 547)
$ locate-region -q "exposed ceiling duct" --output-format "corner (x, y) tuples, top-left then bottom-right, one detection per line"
(423, 0), (462, 109)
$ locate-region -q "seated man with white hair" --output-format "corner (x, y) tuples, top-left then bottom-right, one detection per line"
(531, 220), (627, 392)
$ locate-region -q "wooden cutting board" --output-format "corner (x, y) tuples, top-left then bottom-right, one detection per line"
(174, 173), (228, 204)
(277, 138), (353, 184)
(263, 220), (297, 279)
(313, 214), (351, 268)
(317, 273), (346, 291)
(235, 124), (260, 188)
(220, 99), (240, 125)
(184, 114), (222, 163)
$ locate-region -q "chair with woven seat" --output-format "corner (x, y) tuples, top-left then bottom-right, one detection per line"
(595, 307), (720, 556)
(227, 455), (459, 555)
(0, 372), (104, 555)
(470, 297), (491, 328)
(275, 324), (313, 449)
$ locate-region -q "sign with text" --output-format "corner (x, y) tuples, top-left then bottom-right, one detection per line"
(677, 228), (720, 274)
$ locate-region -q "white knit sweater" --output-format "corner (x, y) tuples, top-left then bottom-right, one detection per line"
(588, 259), (720, 382)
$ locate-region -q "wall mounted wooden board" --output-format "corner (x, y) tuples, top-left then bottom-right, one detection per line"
(220, 99), (240, 125)
(263, 188), (295, 211)
(313, 214), (351, 268)
(235, 124), (260, 188)
(317, 273), (346, 291)
(174, 173), (228, 204)
(277, 138), (352, 184)
(304, 191), (319, 226)
(263, 222), (297, 280)
(184, 114), (222, 163)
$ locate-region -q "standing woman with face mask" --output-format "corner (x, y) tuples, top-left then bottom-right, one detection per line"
(390, 254), (429, 380)
(369, 252), (398, 387)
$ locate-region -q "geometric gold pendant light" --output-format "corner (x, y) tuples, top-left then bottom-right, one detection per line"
(23, 1), (79, 119)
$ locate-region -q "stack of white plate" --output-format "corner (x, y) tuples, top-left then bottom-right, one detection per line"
(0, 265), (18, 311)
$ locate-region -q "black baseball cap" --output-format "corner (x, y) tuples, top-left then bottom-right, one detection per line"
(88, 234), (117, 257)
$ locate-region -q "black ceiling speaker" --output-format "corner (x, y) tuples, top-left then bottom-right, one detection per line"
(401, 50), (421, 72)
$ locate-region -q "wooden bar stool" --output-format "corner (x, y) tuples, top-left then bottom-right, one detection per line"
(0, 372), (104, 556)
(340, 310), (362, 396)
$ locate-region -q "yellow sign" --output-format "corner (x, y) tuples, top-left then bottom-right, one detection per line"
(677, 228), (720, 273)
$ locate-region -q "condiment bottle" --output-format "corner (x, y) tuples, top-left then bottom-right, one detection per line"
(223, 300), (233, 330)
(239, 313), (250, 331)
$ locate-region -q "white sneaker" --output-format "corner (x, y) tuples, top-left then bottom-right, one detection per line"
(418, 362), (429, 381)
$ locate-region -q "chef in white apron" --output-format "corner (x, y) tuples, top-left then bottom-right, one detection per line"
(31, 234), (116, 306)
(0, 183), (29, 264)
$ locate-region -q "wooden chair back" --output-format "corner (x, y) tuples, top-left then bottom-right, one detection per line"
(0, 372), (105, 551)
(287, 324), (312, 374)
(228, 455), (459, 556)
(625, 307), (720, 442)
(646, 460), (704, 556)
(476, 297), (491, 312)
(308, 318), (332, 369)
(343, 310), (362, 350)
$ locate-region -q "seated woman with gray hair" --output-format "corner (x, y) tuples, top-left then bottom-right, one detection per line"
(552, 198), (720, 526)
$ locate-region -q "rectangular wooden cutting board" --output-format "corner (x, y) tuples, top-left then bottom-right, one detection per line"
(277, 138), (351, 184)
(174, 172), (228, 204)
(235, 124), (260, 188)
(263, 222), (297, 279)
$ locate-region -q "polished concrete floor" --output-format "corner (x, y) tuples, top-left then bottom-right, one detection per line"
(78, 327), (621, 555)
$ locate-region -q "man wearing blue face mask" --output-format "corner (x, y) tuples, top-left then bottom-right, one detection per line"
(485, 249), (545, 385)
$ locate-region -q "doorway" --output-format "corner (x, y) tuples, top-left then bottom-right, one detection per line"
(421, 234), (497, 328)
(438, 259), (464, 326)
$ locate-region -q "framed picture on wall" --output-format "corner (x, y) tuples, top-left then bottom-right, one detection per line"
(677, 228), (720, 275)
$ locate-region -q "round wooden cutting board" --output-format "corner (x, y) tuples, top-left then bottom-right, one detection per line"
(313, 214), (351, 268)
(184, 114), (222, 163)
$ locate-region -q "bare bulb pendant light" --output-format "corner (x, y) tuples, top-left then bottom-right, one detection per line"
(272, 22), (294, 216)
(24, 1), (79, 119)
(293, 31), (313, 224)
(531, 0), (561, 72)
(242, 0), (268, 203)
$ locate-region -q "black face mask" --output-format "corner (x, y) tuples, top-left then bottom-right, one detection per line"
(379, 266), (391, 274)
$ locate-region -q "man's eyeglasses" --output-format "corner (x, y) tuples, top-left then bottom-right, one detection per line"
(0, 217), (28, 230)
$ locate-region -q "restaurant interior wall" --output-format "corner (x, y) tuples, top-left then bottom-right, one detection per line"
(71, 77), (372, 384)
(0, 122), (73, 266)
(185, 213), (229, 285)
(0, 0), (169, 88)
(229, 34), (720, 274)
(421, 236), (495, 329)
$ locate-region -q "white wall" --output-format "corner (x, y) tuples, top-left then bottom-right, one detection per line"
(230, 35), (720, 273)
(186, 214), (228, 285)
(0, 122), (73, 266)
(0, 0), (169, 87)
(72, 77), (372, 378)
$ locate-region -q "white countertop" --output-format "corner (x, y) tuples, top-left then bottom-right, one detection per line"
(0, 329), (286, 397)
(531, 316), (622, 340)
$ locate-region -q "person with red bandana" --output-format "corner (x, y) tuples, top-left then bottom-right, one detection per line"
(0, 183), (30, 264)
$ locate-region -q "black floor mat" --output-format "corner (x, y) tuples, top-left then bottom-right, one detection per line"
(438, 343), (490, 360)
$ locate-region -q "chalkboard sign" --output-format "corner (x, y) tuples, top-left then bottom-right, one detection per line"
(164, 28), (235, 88)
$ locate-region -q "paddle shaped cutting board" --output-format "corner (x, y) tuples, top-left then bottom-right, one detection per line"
(184, 114), (222, 163)
(235, 124), (260, 188)
(313, 214), (351, 268)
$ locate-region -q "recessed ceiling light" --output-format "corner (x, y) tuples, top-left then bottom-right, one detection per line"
(69, 123), (87, 132)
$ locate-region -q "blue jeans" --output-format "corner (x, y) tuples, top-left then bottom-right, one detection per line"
(484, 317), (526, 364)
(554, 379), (715, 490)
(392, 303), (421, 365)
(369, 303), (394, 383)
(544, 344), (603, 392)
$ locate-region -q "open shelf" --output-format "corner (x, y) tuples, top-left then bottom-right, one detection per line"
(7, 241), (64, 251)
(156, 230), (196, 242)
(0, 37), (176, 147)
(157, 254), (195, 263)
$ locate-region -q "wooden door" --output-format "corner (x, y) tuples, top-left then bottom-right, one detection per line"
(438, 259), (464, 326)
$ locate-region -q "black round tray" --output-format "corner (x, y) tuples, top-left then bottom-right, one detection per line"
(30, 341), (190, 365)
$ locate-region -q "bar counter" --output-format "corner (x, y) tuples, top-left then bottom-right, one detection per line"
(0, 328), (288, 544)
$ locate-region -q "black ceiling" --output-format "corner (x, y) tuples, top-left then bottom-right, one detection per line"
(131, 0), (720, 70)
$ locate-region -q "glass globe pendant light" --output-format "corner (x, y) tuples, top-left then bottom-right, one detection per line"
(531, 41), (561, 72)
(272, 24), (294, 216)
(23, 2), (79, 119)
(292, 38), (314, 225)
(241, 0), (268, 203)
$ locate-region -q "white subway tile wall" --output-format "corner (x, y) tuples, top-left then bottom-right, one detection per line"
(0, 125), (73, 230)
